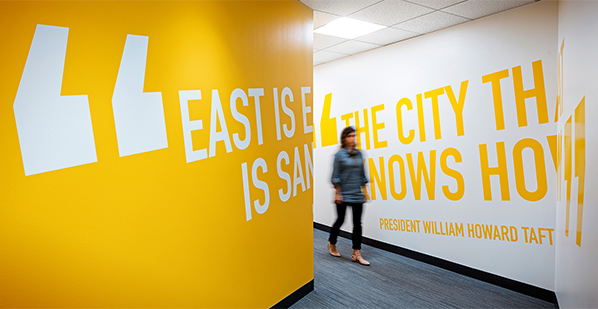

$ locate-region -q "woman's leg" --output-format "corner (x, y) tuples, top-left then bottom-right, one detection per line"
(328, 202), (347, 245)
(351, 203), (363, 250)
(350, 202), (370, 265)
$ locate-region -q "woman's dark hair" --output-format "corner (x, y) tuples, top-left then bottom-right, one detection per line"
(340, 126), (356, 149)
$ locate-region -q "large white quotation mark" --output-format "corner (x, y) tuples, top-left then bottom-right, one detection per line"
(112, 34), (168, 157)
(13, 24), (97, 176)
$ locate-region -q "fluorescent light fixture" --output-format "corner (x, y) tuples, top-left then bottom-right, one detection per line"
(314, 17), (386, 39)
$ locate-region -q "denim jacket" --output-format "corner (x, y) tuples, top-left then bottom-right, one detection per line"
(331, 148), (368, 203)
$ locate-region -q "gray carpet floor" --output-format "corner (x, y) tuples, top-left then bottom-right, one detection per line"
(291, 228), (557, 309)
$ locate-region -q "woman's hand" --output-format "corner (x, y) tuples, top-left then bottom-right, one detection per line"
(362, 186), (370, 203)
(335, 190), (343, 205)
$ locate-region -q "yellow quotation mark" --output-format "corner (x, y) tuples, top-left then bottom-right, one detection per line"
(556, 39), (586, 247)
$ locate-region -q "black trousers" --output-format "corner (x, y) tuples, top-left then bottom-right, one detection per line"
(328, 202), (363, 250)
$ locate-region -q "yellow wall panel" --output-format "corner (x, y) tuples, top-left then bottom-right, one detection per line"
(0, 1), (313, 308)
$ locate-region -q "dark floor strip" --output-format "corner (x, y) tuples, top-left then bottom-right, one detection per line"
(273, 280), (314, 309)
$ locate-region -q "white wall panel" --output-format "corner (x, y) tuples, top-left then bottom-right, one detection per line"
(314, 0), (557, 289)
(555, 0), (598, 307)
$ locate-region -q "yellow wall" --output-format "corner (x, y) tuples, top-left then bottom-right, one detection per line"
(0, 1), (313, 307)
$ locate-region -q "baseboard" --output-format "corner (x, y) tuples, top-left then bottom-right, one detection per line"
(314, 222), (558, 305)
(271, 279), (314, 309)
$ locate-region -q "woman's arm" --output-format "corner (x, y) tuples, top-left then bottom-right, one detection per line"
(360, 151), (369, 202)
(331, 152), (343, 204)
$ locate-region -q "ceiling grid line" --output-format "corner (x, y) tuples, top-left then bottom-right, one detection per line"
(345, 0), (386, 17)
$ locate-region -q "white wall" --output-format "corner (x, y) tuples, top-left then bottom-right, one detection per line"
(555, 0), (598, 307)
(313, 0), (557, 290)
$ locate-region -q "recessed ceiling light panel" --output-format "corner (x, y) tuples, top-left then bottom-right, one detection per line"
(314, 17), (386, 39)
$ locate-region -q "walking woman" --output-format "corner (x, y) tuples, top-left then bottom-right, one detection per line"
(327, 126), (370, 266)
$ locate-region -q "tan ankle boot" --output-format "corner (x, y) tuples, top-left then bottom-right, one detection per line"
(352, 251), (370, 266)
(327, 242), (341, 257)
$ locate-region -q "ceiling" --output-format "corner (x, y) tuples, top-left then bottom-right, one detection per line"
(300, 0), (539, 66)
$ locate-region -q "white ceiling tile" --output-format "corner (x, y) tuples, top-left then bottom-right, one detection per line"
(348, 0), (434, 26)
(354, 27), (418, 45)
(404, 0), (467, 10)
(311, 0), (543, 67)
(314, 33), (349, 51)
(441, 0), (536, 19)
(314, 50), (348, 63)
(325, 40), (381, 55)
(300, 0), (382, 16)
(314, 11), (341, 29)
(394, 11), (470, 33)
